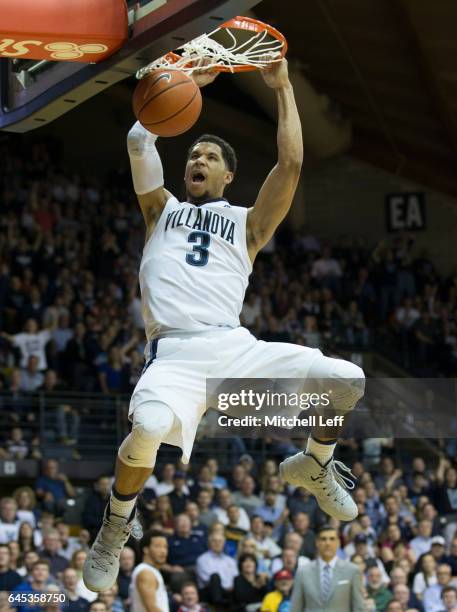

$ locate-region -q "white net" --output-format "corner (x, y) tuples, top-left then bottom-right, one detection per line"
(136, 22), (285, 80)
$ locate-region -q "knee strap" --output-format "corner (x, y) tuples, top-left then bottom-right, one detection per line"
(118, 402), (175, 468)
(308, 355), (365, 413)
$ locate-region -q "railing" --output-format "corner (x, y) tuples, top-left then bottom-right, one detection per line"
(0, 391), (130, 460)
(1, 385), (450, 482)
(0, 391), (279, 469)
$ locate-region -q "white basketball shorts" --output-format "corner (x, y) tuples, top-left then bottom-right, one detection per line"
(128, 327), (322, 463)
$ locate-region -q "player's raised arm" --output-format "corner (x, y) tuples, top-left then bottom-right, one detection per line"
(127, 66), (217, 237)
(247, 58), (303, 258)
(127, 121), (171, 235)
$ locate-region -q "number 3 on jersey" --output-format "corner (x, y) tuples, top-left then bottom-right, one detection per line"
(186, 231), (210, 266)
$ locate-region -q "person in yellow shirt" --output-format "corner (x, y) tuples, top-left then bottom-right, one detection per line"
(261, 569), (294, 612)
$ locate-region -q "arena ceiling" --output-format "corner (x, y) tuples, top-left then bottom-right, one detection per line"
(6, 0), (456, 199)
(251, 0), (457, 198)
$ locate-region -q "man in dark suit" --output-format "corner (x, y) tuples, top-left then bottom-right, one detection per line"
(291, 525), (366, 612)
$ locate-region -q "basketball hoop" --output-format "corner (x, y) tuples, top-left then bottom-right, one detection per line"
(136, 16), (287, 80)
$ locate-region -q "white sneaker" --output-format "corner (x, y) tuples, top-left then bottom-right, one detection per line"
(279, 453), (358, 521)
(83, 508), (143, 593)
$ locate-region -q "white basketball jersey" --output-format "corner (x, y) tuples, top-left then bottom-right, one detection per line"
(140, 195), (252, 339)
(130, 563), (169, 612)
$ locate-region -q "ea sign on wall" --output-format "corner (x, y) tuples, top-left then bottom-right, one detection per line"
(385, 193), (426, 232)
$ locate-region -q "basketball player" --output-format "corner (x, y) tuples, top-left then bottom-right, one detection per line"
(129, 530), (169, 612)
(83, 57), (365, 593)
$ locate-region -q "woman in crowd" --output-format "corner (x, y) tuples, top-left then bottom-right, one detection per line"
(381, 524), (403, 557)
(383, 539), (416, 575)
(412, 552), (437, 600)
(71, 549), (97, 603)
(350, 553), (367, 586)
(13, 487), (38, 528)
(259, 460), (278, 492)
(7, 541), (21, 572)
(17, 521), (36, 554)
(151, 495), (174, 535)
(232, 553), (269, 611)
(238, 538), (269, 575)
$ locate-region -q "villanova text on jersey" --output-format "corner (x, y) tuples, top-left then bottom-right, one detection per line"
(140, 197), (252, 340)
(164, 206), (236, 245)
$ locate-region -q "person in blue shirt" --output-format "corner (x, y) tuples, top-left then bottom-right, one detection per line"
(184, 501), (208, 542)
(0, 544), (22, 592)
(257, 491), (284, 524)
(97, 584), (124, 612)
(61, 567), (89, 612)
(423, 563), (454, 612)
(206, 458), (227, 490)
(169, 473), (190, 516)
(38, 530), (69, 577)
(167, 514), (207, 569)
(12, 560), (58, 612)
(35, 459), (75, 516)
(256, 491), (288, 541)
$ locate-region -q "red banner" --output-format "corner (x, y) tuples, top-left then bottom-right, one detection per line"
(0, 0), (127, 62)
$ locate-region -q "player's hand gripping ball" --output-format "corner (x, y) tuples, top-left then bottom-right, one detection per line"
(133, 69), (202, 137)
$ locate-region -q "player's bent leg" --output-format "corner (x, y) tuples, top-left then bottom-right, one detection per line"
(280, 356), (365, 522)
(83, 403), (175, 592)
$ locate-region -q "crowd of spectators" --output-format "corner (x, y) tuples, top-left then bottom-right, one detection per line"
(0, 453), (457, 610)
(0, 135), (455, 459)
(0, 136), (456, 405)
(0, 131), (457, 610)
(242, 232), (457, 377)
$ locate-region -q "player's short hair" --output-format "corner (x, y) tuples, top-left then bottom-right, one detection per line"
(316, 524), (338, 537)
(141, 529), (167, 550)
(180, 581), (198, 593)
(382, 493), (397, 504)
(188, 134), (237, 175)
(250, 514), (264, 523)
(89, 602), (107, 612)
(32, 559), (51, 571)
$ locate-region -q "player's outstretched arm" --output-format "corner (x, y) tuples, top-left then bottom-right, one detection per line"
(247, 58), (303, 258)
(128, 66), (217, 238)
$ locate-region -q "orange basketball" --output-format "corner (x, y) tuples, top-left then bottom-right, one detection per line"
(132, 70), (202, 137)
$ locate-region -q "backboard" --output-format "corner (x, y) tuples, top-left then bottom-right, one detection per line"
(0, 0), (261, 132)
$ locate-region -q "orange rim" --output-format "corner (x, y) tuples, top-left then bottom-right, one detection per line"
(162, 16), (287, 73)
